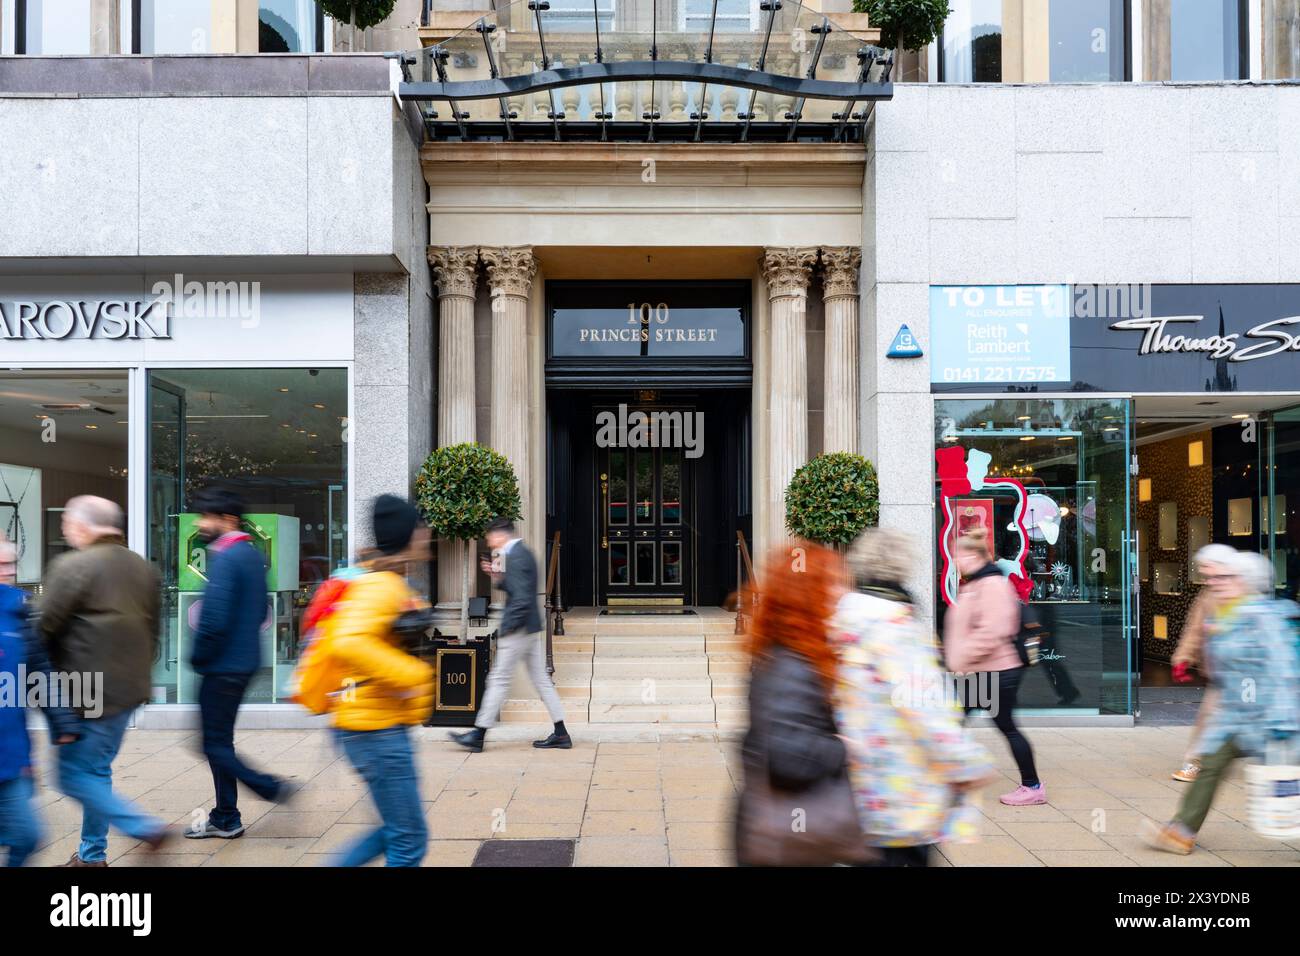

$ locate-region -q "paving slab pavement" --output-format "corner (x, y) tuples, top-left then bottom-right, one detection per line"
(20, 724), (1300, 867)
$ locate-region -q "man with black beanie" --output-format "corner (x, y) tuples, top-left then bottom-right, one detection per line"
(186, 487), (290, 841)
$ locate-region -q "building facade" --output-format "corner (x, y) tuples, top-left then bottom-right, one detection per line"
(0, 53), (431, 725)
(3, 0), (1300, 724)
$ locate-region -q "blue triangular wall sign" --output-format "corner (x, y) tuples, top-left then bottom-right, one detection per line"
(887, 324), (924, 358)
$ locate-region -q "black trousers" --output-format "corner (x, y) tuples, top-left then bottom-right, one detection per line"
(199, 673), (282, 829)
(965, 667), (1040, 788)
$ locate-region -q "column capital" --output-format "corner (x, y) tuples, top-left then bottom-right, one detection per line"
(760, 247), (818, 298)
(427, 246), (479, 298)
(820, 246), (862, 300)
(481, 246), (538, 298)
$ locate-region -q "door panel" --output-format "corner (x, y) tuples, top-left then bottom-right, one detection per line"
(598, 421), (691, 605)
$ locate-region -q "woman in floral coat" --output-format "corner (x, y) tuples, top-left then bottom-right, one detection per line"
(830, 527), (993, 866)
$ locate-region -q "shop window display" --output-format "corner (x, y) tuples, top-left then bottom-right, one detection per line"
(935, 397), (1133, 714)
(146, 368), (348, 704)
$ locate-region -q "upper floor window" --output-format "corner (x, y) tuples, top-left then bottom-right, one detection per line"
(10, 0), (93, 54)
(139, 0), (215, 54)
(682, 0), (757, 33)
(259, 0), (324, 52)
(938, 0), (1127, 83)
(1263, 0), (1300, 78)
(2, 0), (325, 55)
(939, 0), (1003, 82)
(1048, 0), (1127, 81)
(1143, 0), (1247, 80)
(545, 0), (616, 32)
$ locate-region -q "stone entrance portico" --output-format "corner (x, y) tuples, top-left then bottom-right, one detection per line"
(423, 143), (867, 614)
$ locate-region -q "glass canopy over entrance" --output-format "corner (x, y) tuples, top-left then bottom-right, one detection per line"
(398, 0), (894, 143)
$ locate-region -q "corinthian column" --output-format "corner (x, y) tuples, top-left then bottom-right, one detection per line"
(761, 247), (817, 549)
(480, 246), (537, 534)
(428, 246), (479, 607)
(821, 247), (861, 455)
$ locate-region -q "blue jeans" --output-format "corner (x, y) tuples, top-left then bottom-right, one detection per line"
(199, 673), (283, 830)
(332, 725), (426, 867)
(0, 775), (43, 867)
(57, 710), (164, 863)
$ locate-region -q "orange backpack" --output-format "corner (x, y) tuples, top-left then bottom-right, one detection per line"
(286, 573), (360, 715)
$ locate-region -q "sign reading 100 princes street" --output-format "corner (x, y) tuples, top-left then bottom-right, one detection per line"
(929, 284), (1300, 394)
(548, 285), (748, 361)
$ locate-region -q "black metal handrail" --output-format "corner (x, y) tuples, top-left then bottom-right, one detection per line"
(544, 531), (564, 675)
(735, 530), (759, 634)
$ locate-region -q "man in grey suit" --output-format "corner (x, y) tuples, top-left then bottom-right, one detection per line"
(450, 518), (570, 752)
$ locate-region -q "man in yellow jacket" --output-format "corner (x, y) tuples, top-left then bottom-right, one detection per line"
(328, 495), (434, 867)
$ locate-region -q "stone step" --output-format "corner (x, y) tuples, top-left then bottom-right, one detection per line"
(593, 640), (708, 657)
(589, 677), (716, 704)
(708, 655), (750, 676)
(562, 618), (736, 636)
(592, 657), (711, 678)
(499, 698), (589, 722)
(587, 701), (717, 723)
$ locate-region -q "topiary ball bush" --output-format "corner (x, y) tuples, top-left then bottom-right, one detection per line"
(784, 452), (880, 546)
(415, 443), (521, 543)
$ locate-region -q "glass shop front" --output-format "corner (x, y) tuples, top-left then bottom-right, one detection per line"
(930, 283), (1300, 716)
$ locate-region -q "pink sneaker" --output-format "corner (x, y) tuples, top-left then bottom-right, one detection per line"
(999, 784), (1048, 806)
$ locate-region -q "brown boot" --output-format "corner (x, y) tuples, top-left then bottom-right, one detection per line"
(58, 852), (108, 868)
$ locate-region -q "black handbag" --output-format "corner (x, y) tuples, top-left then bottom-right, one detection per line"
(1014, 603), (1043, 667)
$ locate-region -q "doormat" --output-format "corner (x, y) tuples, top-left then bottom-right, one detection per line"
(600, 608), (698, 616)
(472, 839), (575, 867)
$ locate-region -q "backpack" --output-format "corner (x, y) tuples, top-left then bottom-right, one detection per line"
(286, 570), (364, 714)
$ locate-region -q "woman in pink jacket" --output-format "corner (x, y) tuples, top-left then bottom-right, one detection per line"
(943, 530), (1046, 806)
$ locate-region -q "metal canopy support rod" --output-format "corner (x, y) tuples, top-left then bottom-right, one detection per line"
(477, 19), (516, 141)
(529, 1), (563, 139)
(593, 0), (604, 62)
(431, 46), (469, 140)
(741, 0), (782, 143)
(691, 0), (721, 142)
(834, 46), (876, 143)
(786, 16), (829, 142)
(530, 0), (552, 68)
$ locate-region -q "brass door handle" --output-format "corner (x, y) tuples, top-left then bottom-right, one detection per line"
(600, 473), (609, 549)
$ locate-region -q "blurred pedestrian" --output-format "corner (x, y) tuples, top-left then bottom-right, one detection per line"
(1142, 550), (1300, 855)
(735, 543), (871, 866)
(943, 529), (1046, 806)
(1169, 543), (1236, 783)
(0, 537), (80, 866)
(450, 518), (569, 753)
(831, 528), (993, 866)
(186, 487), (291, 842)
(39, 497), (170, 866)
(326, 495), (434, 867)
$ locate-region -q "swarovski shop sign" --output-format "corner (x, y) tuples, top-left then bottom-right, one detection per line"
(0, 299), (171, 341)
(0, 275), (354, 364)
(930, 283), (1300, 394)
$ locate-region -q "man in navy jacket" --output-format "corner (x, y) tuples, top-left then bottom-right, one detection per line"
(187, 488), (289, 840)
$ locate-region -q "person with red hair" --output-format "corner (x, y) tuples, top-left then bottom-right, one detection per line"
(734, 542), (868, 866)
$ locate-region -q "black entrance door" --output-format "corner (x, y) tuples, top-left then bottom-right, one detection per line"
(599, 436), (690, 606)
